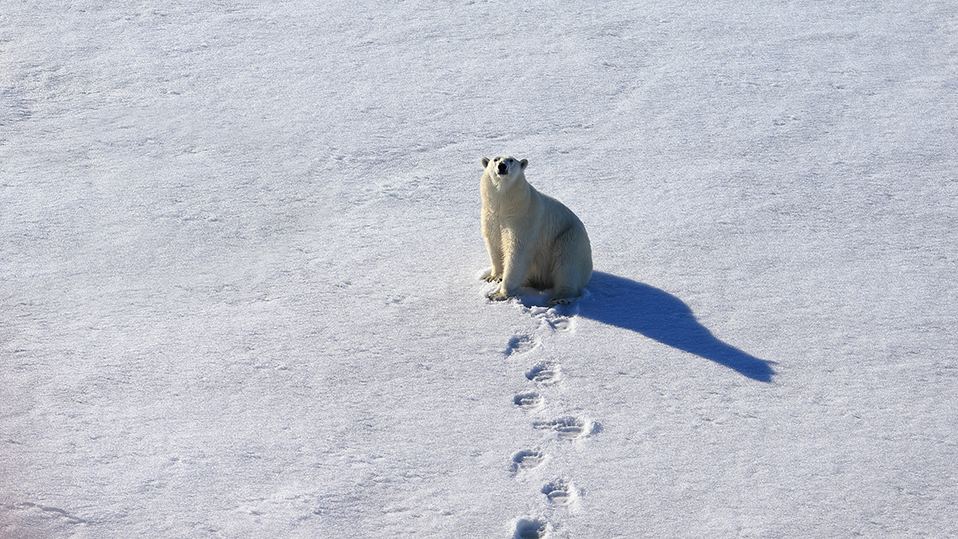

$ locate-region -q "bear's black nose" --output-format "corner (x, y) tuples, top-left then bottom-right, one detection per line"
(497, 163), (508, 173)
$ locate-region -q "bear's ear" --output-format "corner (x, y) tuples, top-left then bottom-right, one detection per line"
(520, 159), (528, 169)
(481, 157), (490, 168)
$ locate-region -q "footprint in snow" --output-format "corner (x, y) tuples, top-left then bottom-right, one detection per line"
(547, 316), (572, 332)
(511, 449), (546, 473)
(513, 517), (550, 539)
(533, 416), (596, 440)
(525, 362), (561, 384)
(505, 334), (538, 356)
(541, 479), (578, 506)
(513, 391), (544, 411)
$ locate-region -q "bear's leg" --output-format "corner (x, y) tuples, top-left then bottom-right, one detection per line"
(482, 237), (504, 282)
(490, 249), (530, 301)
(547, 229), (591, 305)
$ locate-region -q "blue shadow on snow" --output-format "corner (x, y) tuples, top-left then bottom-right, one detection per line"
(573, 272), (775, 382)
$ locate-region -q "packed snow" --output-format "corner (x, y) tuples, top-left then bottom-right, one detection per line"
(2, 0), (957, 537)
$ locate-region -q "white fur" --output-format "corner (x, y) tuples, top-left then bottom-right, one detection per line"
(480, 156), (592, 305)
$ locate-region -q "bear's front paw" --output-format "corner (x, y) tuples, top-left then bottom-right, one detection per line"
(480, 268), (502, 283)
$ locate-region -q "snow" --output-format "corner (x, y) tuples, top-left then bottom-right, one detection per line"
(2, 0), (957, 537)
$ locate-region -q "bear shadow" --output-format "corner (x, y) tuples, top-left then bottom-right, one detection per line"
(549, 272), (775, 382)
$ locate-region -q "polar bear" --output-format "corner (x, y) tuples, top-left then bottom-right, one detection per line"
(480, 156), (592, 305)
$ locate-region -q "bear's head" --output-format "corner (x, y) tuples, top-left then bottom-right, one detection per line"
(482, 156), (528, 185)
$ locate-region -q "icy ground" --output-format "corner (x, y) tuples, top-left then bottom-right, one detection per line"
(2, 0), (957, 537)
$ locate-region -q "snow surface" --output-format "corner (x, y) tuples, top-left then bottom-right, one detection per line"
(2, 0), (957, 537)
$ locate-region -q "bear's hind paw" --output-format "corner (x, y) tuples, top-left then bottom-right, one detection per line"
(549, 295), (577, 306)
(487, 290), (512, 302)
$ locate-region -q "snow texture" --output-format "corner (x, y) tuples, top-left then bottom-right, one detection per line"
(2, 0), (957, 537)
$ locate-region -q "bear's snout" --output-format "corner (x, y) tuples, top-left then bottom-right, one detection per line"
(497, 162), (509, 174)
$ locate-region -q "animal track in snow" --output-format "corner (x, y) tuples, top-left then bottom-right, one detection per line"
(525, 362), (561, 384)
(505, 334), (538, 356)
(511, 449), (546, 473)
(513, 391), (544, 411)
(546, 316), (572, 332)
(513, 517), (549, 539)
(541, 479), (578, 506)
(533, 416), (595, 440)
(498, 286), (594, 534)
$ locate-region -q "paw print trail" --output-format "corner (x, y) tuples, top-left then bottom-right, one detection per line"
(499, 297), (598, 538)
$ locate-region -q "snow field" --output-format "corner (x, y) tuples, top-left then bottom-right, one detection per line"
(3, 0), (958, 537)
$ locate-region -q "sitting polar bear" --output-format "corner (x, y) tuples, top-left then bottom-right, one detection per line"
(480, 156), (592, 305)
